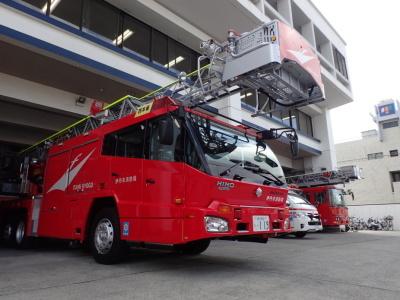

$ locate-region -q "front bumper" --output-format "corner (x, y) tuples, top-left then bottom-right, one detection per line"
(290, 215), (323, 232)
(182, 201), (290, 243)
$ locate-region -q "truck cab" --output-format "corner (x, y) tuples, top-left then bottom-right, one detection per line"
(302, 185), (349, 230)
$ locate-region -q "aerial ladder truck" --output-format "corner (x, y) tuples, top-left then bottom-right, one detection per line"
(286, 166), (361, 231)
(0, 20), (325, 264)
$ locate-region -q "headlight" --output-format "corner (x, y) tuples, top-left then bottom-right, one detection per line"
(290, 211), (307, 218)
(204, 216), (229, 232)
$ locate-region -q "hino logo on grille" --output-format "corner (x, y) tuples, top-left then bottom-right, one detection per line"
(217, 181), (235, 191)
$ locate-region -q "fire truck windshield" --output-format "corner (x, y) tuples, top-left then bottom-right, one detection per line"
(189, 114), (285, 186)
(328, 189), (346, 207)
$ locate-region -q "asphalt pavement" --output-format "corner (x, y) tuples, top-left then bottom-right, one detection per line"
(1, 231), (399, 300)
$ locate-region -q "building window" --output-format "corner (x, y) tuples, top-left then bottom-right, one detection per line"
(382, 120), (399, 129)
(83, 0), (121, 44)
(367, 152), (383, 160)
(18, 0), (200, 73)
(391, 171), (400, 182)
(390, 171), (400, 192)
(167, 39), (197, 73)
(333, 47), (348, 79)
(390, 150), (398, 157)
(51, 0), (82, 28)
(121, 15), (151, 59)
(240, 91), (314, 137)
(151, 30), (168, 66)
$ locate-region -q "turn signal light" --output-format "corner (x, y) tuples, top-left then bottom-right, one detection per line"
(218, 205), (232, 214)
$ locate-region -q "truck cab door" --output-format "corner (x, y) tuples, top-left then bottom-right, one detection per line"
(140, 115), (185, 244)
(102, 121), (146, 241)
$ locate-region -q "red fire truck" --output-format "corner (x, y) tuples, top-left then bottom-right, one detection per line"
(286, 167), (360, 231)
(0, 20), (325, 264)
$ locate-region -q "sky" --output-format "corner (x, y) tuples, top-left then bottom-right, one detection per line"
(311, 0), (400, 143)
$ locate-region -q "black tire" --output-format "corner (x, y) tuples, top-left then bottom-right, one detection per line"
(174, 239), (210, 255)
(2, 216), (31, 249)
(294, 232), (307, 238)
(2, 221), (14, 246)
(89, 207), (127, 264)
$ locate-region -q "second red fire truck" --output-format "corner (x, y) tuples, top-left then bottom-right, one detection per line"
(286, 167), (361, 231)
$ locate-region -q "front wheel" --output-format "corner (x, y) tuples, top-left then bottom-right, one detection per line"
(89, 208), (127, 264)
(174, 239), (211, 255)
(294, 232), (307, 238)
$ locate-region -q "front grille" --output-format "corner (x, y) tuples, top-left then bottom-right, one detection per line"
(307, 213), (320, 220)
(237, 223), (248, 231)
(308, 221), (321, 225)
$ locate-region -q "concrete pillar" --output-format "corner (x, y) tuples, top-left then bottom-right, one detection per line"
(210, 92), (242, 125)
(301, 21), (316, 47)
(277, 0), (293, 26)
(321, 40), (334, 65)
(304, 108), (337, 172)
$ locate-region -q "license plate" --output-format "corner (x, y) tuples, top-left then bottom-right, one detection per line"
(253, 215), (269, 232)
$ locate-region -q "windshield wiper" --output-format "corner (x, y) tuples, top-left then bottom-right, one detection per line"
(219, 159), (243, 176)
(245, 165), (285, 186)
(219, 160), (284, 186)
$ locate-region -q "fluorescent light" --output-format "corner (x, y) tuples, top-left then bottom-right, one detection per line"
(164, 56), (185, 68)
(42, 0), (61, 13)
(282, 116), (291, 121)
(113, 29), (134, 46)
(240, 92), (253, 99)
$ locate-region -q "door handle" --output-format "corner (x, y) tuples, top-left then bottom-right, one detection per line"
(145, 178), (156, 185)
(111, 172), (119, 177)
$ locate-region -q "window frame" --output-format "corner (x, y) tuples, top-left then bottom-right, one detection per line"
(333, 46), (348, 79)
(101, 121), (147, 158)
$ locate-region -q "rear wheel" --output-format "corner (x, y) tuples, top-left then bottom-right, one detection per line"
(174, 239), (210, 255)
(90, 208), (127, 264)
(2, 216), (31, 248)
(294, 232), (307, 238)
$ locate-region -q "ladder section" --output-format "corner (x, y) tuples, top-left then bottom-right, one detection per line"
(286, 166), (361, 187)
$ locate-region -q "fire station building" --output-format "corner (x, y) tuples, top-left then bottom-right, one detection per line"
(0, 0), (352, 178)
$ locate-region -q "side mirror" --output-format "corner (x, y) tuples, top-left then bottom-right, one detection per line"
(158, 118), (174, 145)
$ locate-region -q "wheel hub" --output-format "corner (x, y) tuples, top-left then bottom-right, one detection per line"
(94, 218), (114, 254)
